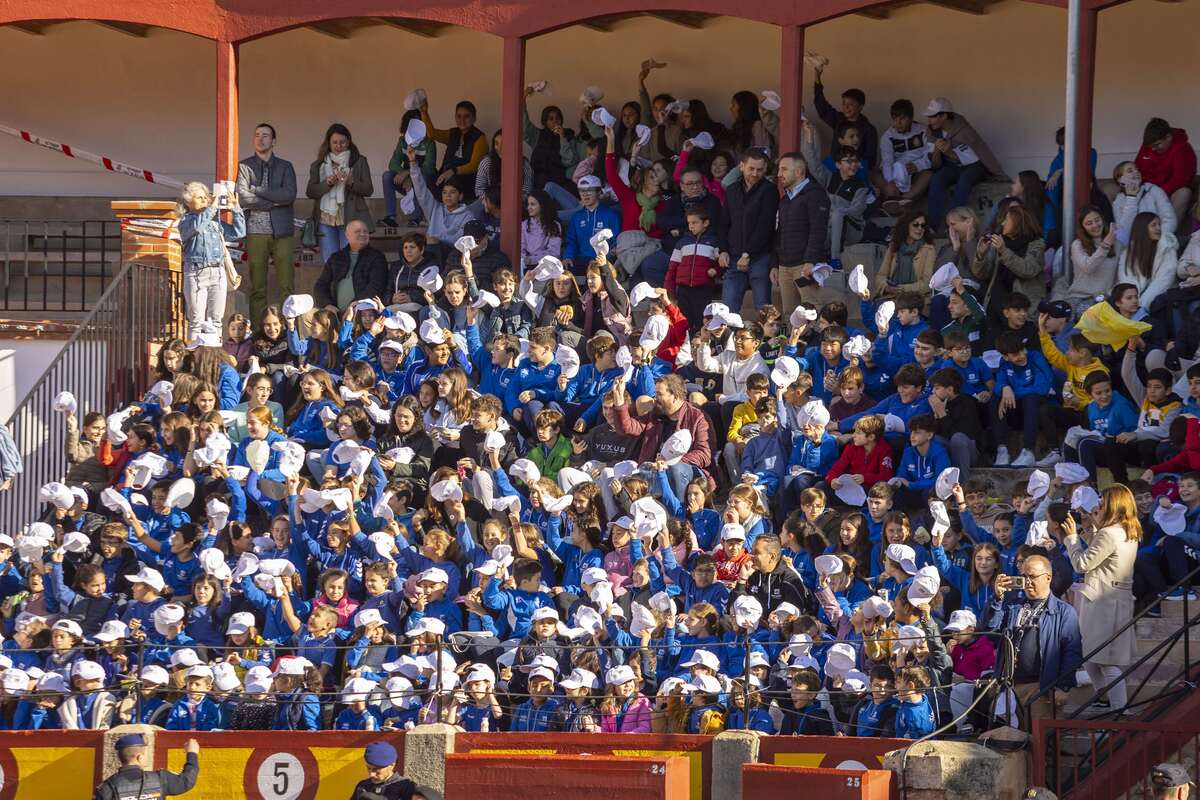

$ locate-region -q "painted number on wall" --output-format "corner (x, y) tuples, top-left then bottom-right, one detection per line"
(244, 748), (318, 800)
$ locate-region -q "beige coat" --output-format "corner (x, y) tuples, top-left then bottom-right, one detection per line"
(1065, 525), (1138, 666)
(876, 242), (936, 296)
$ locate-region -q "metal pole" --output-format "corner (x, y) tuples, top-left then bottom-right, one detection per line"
(1063, 0), (1082, 285)
(742, 632), (750, 730)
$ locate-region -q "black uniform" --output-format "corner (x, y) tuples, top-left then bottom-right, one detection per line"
(350, 774), (416, 800)
(94, 753), (199, 800)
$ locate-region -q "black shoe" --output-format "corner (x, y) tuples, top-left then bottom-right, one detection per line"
(380, 216), (398, 228)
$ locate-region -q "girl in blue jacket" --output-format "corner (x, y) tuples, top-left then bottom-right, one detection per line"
(286, 370), (342, 445)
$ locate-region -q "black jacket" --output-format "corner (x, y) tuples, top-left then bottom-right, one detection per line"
(659, 191), (723, 255)
(314, 245), (389, 310)
(444, 239), (510, 289)
(775, 179), (830, 267)
(351, 775), (416, 800)
(718, 177), (779, 261)
(737, 559), (817, 617)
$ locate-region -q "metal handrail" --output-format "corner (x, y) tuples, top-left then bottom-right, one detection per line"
(1025, 559), (1200, 717)
(0, 260), (183, 532)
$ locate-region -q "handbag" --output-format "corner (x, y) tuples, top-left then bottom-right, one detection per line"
(301, 218), (318, 248)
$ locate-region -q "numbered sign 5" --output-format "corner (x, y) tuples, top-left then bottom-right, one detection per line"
(243, 748), (319, 800)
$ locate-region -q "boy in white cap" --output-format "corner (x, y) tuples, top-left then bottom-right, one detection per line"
(164, 664), (221, 731)
(70, 660), (117, 729)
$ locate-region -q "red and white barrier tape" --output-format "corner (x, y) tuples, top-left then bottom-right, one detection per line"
(1, 123), (186, 189)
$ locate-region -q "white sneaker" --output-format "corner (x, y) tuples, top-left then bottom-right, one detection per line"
(994, 446), (1011, 467)
(1036, 449), (1062, 467)
(1012, 449), (1036, 467)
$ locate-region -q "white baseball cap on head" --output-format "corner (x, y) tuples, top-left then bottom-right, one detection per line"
(923, 97), (954, 116)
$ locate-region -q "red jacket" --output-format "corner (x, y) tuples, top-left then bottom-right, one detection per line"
(610, 399), (712, 470)
(1151, 416), (1200, 475)
(665, 232), (722, 294)
(605, 154), (666, 239)
(825, 441), (895, 487)
(655, 304), (690, 366)
(1135, 128), (1197, 197)
(950, 635), (996, 681)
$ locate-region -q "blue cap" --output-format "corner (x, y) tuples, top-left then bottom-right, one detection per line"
(115, 733), (146, 750)
(364, 741), (397, 767)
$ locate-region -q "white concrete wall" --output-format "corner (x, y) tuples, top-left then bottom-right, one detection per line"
(0, 339), (69, 421)
(0, 0), (1196, 199)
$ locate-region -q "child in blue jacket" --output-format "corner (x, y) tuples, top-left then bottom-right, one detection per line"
(991, 330), (1054, 467)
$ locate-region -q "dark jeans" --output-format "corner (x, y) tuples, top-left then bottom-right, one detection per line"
(928, 161), (988, 230)
(1134, 538), (1198, 605)
(929, 293), (951, 331)
(1076, 437), (1159, 483)
(676, 285), (715, 335)
(1038, 404), (1086, 448)
(990, 394), (1040, 450)
(721, 254), (772, 312)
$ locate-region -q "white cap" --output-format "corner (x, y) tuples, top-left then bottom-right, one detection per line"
(690, 673), (723, 694)
(140, 665), (170, 685)
(272, 656), (312, 677)
(659, 429), (693, 466)
(418, 567), (449, 585)
(528, 667), (557, 683)
(124, 566), (166, 594)
(732, 595), (763, 629)
(213, 662), (241, 692)
(184, 664), (215, 681)
(679, 649), (720, 671)
(1156, 502), (1189, 536)
(560, 668), (599, 691)
(1027, 469), (1051, 500)
(417, 266), (443, 294)
(73, 660), (105, 682)
(509, 458), (541, 485)
(341, 676), (377, 703)
(814, 554), (844, 576)
(354, 608), (384, 629)
(532, 606), (559, 623)
(532, 255), (564, 282)
(826, 642), (858, 674)
(153, 603), (186, 636)
(464, 665), (496, 686)
(885, 543), (918, 575)
(169, 648), (201, 668)
(945, 609), (978, 632)
(861, 596), (893, 620)
(226, 611), (256, 635)
(281, 294), (314, 318)
(1055, 462), (1090, 484)
(923, 97), (954, 116)
(94, 620), (129, 643)
(1071, 485), (1101, 513)
(51, 619), (83, 638)
(243, 666), (274, 695)
(720, 522), (746, 542)
(419, 318), (446, 345)
(577, 175), (601, 191)
(605, 665), (636, 686)
(906, 566), (941, 605)
(407, 617), (446, 637)
(639, 314), (670, 352)
(771, 356), (801, 390)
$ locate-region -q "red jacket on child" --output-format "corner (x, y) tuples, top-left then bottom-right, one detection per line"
(1150, 416), (1200, 475)
(825, 441), (895, 488)
(1135, 128), (1197, 198)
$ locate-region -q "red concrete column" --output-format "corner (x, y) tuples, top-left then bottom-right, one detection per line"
(1068, 6), (1098, 225)
(778, 24), (805, 156)
(215, 39), (240, 182)
(500, 36), (526, 271)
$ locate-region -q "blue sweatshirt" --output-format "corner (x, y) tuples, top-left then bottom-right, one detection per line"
(503, 359), (562, 414)
(1087, 392), (1140, 436)
(787, 432), (840, 476)
(895, 695), (937, 739)
(942, 356), (994, 397)
(740, 429), (789, 497)
(994, 351), (1054, 398)
(840, 393), (933, 433)
(896, 440), (952, 492)
(287, 399), (340, 446)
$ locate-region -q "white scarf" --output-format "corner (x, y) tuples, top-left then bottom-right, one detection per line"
(319, 150), (352, 219)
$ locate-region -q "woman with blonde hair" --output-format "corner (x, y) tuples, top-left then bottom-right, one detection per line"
(1062, 483), (1140, 715)
(177, 181), (245, 333)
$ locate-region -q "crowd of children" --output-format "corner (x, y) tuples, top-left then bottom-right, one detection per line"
(3, 68), (1200, 738)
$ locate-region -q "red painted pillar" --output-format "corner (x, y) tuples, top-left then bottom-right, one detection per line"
(1068, 6), (1098, 225)
(778, 24), (805, 156)
(215, 39), (240, 182)
(500, 36), (526, 271)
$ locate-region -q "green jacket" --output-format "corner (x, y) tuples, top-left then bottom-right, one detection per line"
(388, 136), (437, 176)
(940, 290), (986, 346)
(526, 435), (574, 482)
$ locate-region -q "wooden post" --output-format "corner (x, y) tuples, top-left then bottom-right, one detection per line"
(500, 36), (526, 269)
(215, 39), (240, 182)
(778, 25), (806, 156)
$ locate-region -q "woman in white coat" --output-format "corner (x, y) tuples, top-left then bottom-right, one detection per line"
(1062, 483), (1141, 715)
(1117, 212), (1179, 314)
(1111, 161), (1176, 262)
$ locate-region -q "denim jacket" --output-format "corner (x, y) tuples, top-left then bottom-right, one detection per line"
(179, 205), (245, 269)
